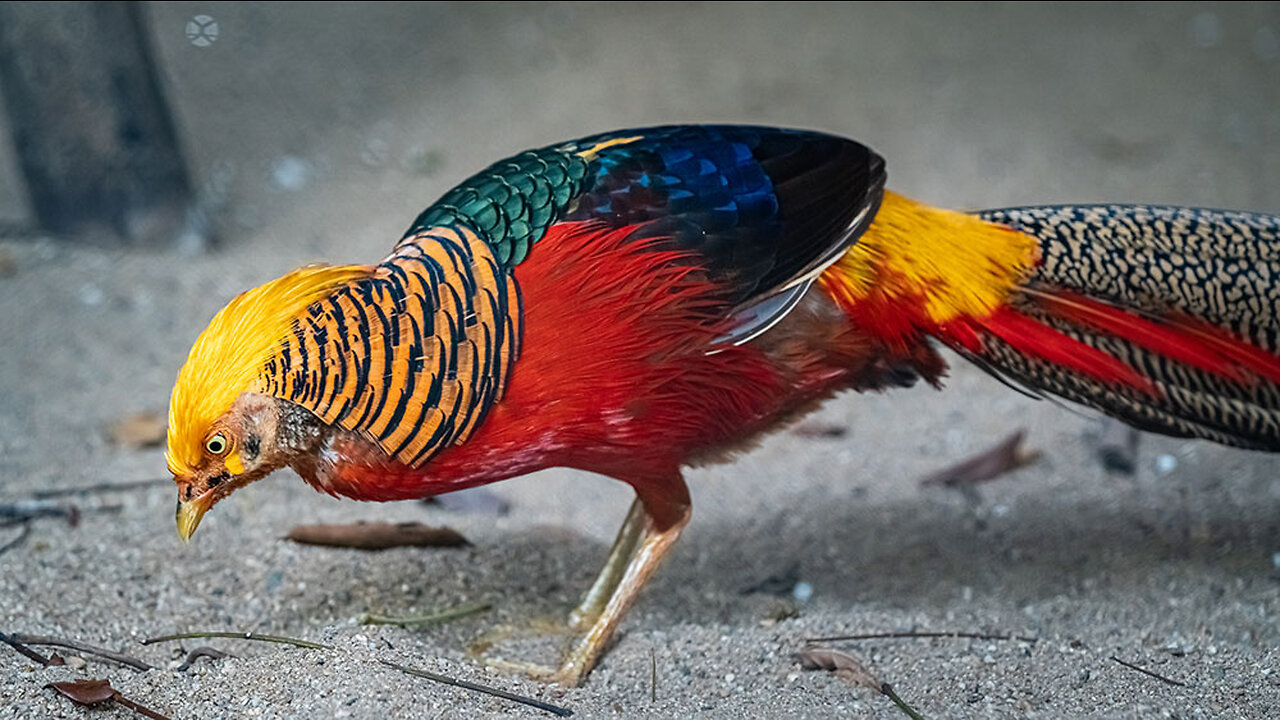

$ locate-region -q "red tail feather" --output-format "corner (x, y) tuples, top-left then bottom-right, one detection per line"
(976, 306), (1160, 396)
(1033, 291), (1254, 385)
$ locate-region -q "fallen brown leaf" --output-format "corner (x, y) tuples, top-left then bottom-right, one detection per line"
(286, 521), (468, 550)
(107, 411), (167, 449)
(919, 429), (1040, 487)
(794, 646), (926, 720)
(793, 646), (881, 691)
(46, 679), (116, 705)
(45, 679), (171, 720)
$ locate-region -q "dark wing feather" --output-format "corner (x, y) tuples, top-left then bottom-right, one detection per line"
(562, 126), (885, 306)
(404, 125), (885, 310)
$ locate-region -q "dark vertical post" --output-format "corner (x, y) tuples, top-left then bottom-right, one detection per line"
(0, 1), (193, 244)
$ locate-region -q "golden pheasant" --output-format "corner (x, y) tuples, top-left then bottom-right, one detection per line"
(167, 125), (1280, 685)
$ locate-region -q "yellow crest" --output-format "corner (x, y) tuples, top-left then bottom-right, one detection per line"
(166, 264), (370, 475)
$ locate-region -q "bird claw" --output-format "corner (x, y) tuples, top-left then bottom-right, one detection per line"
(466, 619), (571, 678)
(465, 618), (598, 686)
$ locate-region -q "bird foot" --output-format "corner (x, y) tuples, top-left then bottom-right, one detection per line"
(465, 619), (572, 680)
(465, 618), (599, 686)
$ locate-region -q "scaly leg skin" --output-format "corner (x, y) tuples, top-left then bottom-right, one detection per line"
(465, 501), (646, 678)
(569, 497), (646, 631)
(553, 479), (692, 687)
(470, 478), (690, 685)
(467, 498), (645, 666)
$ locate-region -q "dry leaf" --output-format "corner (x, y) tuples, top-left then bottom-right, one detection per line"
(793, 646), (882, 691)
(286, 521), (468, 550)
(107, 412), (167, 449)
(46, 679), (117, 705)
(919, 430), (1040, 487)
(46, 679), (171, 719)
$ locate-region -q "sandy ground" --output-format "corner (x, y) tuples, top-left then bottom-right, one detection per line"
(1, 3), (1279, 718)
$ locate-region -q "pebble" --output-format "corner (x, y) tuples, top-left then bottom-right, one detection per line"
(792, 582), (813, 603)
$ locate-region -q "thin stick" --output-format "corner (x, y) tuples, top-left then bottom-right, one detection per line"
(143, 629), (574, 716)
(358, 601), (491, 628)
(32, 478), (168, 499)
(0, 522), (30, 556)
(110, 693), (172, 720)
(650, 647), (657, 703)
(880, 683), (926, 720)
(142, 631), (331, 651)
(0, 631), (53, 665)
(377, 658), (572, 717)
(0, 501), (73, 521)
(9, 634), (153, 671)
(1109, 655), (1188, 687)
(806, 631), (1038, 643)
(176, 646), (230, 672)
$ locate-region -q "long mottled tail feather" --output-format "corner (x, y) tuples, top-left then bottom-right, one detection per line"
(966, 205), (1280, 451)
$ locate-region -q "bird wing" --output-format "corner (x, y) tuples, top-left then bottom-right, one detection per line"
(404, 125), (886, 341)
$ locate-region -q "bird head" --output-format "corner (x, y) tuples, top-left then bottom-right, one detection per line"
(167, 264), (368, 540)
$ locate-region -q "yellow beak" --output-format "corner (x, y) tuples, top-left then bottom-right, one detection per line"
(176, 490), (215, 541)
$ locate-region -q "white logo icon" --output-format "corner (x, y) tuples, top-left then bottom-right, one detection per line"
(185, 15), (219, 47)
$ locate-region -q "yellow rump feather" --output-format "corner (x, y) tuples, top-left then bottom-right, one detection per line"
(822, 191), (1040, 322)
(167, 264), (370, 475)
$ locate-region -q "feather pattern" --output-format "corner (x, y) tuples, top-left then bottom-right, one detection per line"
(973, 204), (1280, 449)
(167, 264), (370, 475)
(260, 224), (521, 467)
(818, 195), (1280, 450)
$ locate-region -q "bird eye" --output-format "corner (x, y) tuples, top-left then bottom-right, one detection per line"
(205, 433), (228, 455)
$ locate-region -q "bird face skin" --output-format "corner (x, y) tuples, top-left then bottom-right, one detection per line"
(171, 393), (317, 539)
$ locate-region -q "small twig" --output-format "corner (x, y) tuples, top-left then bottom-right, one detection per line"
(1, 631), (54, 665)
(359, 601), (491, 628)
(0, 501), (121, 527)
(176, 646), (230, 672)
(806, 631), (1038, 644)
(144, 629), (574, 715)
(142, 631), (331, 651)
(650, 647), (657, 703)
(111, 693), (172, 720)
(9, 634), (153, 671)
(0, 521), (31, 556)
(881, 683), (926, 720)
(377, 658), (572, 717)
(32, 478), (168, 499)
(1109, 655), (1187, 687)
(0, 501), (78, 523)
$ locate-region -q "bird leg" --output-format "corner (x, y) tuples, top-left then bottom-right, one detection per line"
(552, 478), (691, 687)
(467, 477), (690, 685)
(568, 497), (646, 631)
